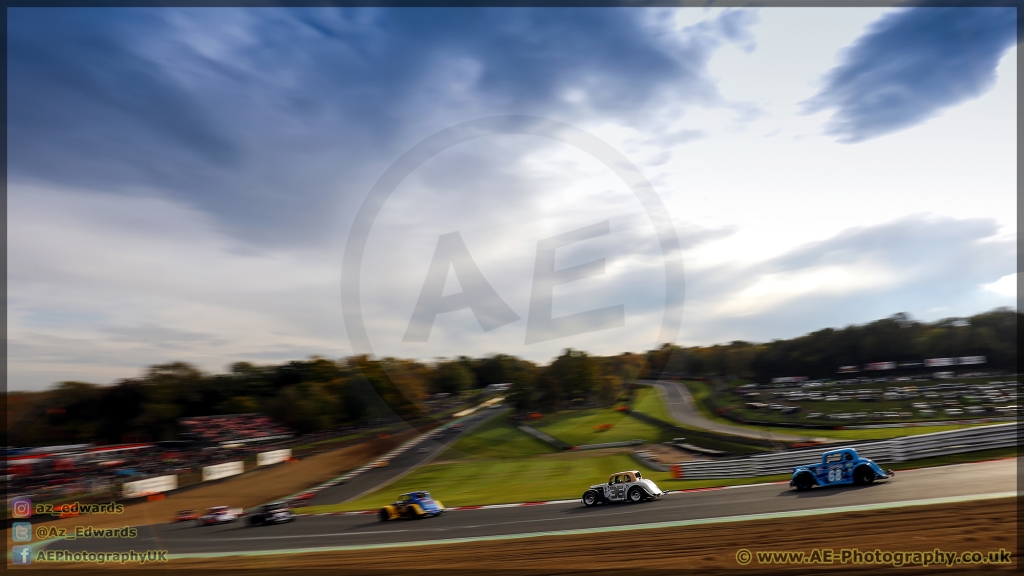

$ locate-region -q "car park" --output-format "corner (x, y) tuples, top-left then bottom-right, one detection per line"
(791, 448), (893, 491)
(581, 470), (664, 506)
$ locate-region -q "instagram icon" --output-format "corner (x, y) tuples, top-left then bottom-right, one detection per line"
(12, 498), (32, 518)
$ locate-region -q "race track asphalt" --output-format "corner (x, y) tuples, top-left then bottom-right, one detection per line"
(46, 457), (1016, 556)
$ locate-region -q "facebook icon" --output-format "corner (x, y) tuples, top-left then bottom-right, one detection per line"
(12, 545), (32, 565)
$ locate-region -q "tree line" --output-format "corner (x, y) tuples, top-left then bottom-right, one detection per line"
(8, 307), (1017, 446)
(647, 307), (1019, 383)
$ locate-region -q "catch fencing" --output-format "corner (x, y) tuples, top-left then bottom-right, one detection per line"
(673, 423), (1018, 480)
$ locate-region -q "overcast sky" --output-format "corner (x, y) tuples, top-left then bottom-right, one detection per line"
(6, 7), (1018, 391)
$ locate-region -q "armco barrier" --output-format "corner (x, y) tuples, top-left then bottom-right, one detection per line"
(576, 439), (646, 450)
(202, 461), (244, 482)
(517, 425), (571, 450)
(122, 475), (177, 499)
(675, 423), (1018, 480)
(257, 448), (292, 466)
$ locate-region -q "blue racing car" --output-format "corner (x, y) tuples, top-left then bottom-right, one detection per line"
(791, 448), (894, 491)
(379, 491), (445, 521)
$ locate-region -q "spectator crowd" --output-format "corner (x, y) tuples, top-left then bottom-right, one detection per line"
(3, 414), (412, 509)
(178, 413), (292, 444)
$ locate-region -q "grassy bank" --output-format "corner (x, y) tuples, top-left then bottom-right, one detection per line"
(534, 406), (667, 446)
(632, 386), (673, 422)
(439, 415), (557, 460)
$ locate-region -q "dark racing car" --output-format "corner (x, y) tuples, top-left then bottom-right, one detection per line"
(248, 502), (296, 526)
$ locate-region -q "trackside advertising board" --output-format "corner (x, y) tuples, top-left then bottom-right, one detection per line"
(122, 475), (177, 498)
(257, 448), (291, 466)
(202, 461), (244, 481)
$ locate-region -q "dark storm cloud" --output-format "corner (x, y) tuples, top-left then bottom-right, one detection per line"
(803, 7), (1017, 143)
(8, 8), (758, 247)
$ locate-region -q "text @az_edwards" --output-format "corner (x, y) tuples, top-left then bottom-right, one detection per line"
(735, 548), (1013, 567)
(35, 525), (138, 540)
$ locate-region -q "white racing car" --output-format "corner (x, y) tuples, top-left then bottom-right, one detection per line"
(581, 470), (664, 506)
(197, 505), (242, 526)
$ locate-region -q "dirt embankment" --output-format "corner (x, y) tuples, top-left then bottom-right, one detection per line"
(9, 431), (417, 534)
(27, 496), (1016, 575)
(638, 443), (699, 463)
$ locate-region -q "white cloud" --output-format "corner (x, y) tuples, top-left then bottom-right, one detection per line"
(714, 263), (903, 317)
(982, 273), (1017, 297)
(7, 183), (348, 389)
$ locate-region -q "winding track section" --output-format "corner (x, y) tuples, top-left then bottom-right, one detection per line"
(45, 458), (1016, 556)
(650, 380), (815, 442)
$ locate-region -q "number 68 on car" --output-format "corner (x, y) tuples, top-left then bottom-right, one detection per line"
(790, 448), (894, 491)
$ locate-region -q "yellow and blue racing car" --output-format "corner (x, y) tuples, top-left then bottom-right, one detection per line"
(379, 491), (446, 521)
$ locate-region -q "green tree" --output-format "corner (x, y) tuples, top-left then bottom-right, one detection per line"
(434, 361), (474, 395)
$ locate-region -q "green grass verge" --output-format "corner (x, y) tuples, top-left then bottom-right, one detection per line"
(632, 386), (673, 422)
(438, 415), (557, 460)
(534, 406), (667, 446)
(681, 381), (991, 441)
(298, 450), (663, 513)
(295, 445), (1017, 515)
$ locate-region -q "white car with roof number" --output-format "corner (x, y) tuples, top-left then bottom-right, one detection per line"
(581, 470), (664, 506)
